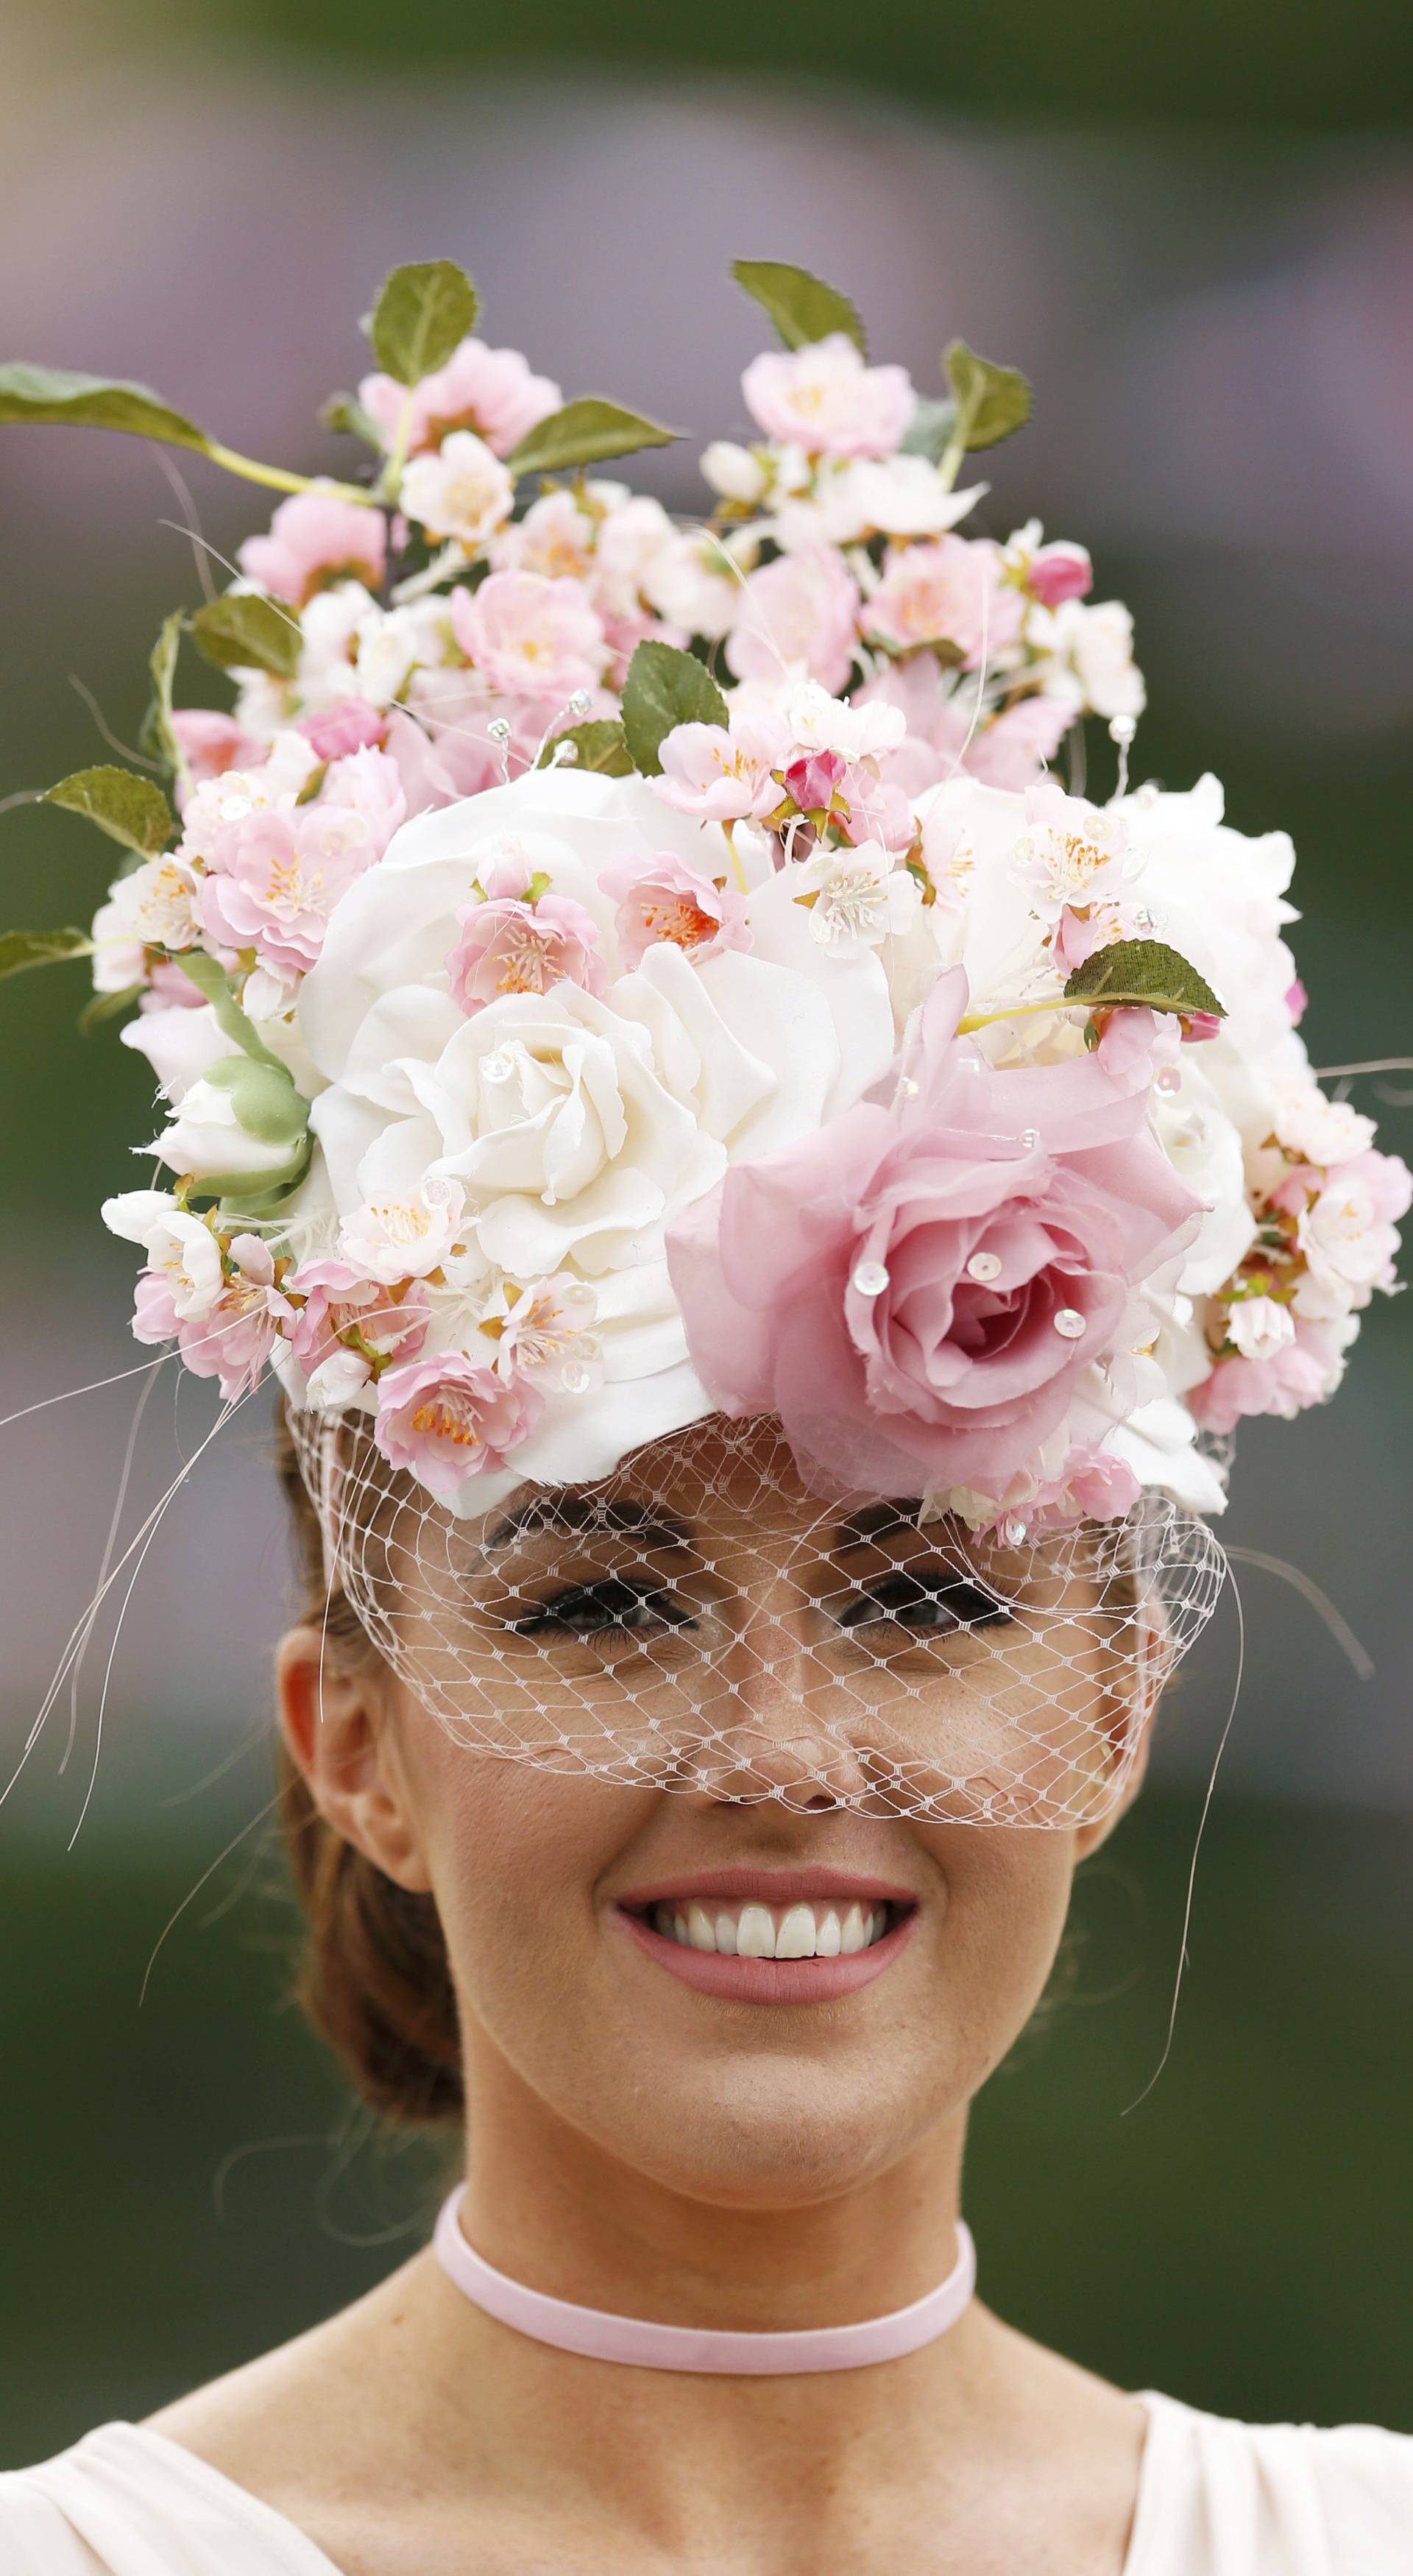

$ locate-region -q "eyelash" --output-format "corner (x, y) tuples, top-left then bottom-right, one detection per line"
(513, 1579), (697, 1638)
(511, 1571), (1013, 1639)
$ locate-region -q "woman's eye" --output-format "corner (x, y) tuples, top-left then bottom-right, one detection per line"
(512, 1579), (696, 1638)
(838, 1572), (1013, 1635)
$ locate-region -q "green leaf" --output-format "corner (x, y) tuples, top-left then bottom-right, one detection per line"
(137, 610), (185, 776)
(0, 361), (211, 453)
(730, 260), (865, 355)
(943, 341), (1032, 452)
(506, 398), (681, 480)
(535, 719), (634, 777)
(79, 981), (141, 1033)
(320, 389), (385, 448)
(367, 261), (478, 386)
(0, 926), (91, 982)
(621, 642), (729, 776)
(1063, 938), (1225, 1022)
(191, 592), (300, 679)
(43, 765), (174, 857)
(899, 394), (957, 464)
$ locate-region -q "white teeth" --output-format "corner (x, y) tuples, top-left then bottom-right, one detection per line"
(776, 1903), (817, 1959)
(736, 1903), (776, 1958)
(648, 1897), (896, 1958)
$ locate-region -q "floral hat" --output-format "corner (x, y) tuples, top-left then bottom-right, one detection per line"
(4, 258), (1405, 1817)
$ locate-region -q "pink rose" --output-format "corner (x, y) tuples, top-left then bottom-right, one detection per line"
(1189, 1320), (1345, 1436)
(656, 716), (787, 822)
(741, 335), (916, 460)
(865, 537), (1022, 668)
(298, 700), (389, 762)
(239, 487), (386, 607)
(169, 710), (264, 800)
(373, 1352), (543, 1498)
(448, 889), (606, 1013)
(358, 337), (562, 460)
(727, 548), (860, 693)
(1027, 542), (1093, 609)
(599, 851), (750, 967)
(451, 571), (606, 701)
(667, 969), (1199, 1507)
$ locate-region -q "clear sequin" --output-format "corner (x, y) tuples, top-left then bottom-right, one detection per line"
(1020, 1127), (1041, 1150)
(1155, 1066), (1182, 1097)
(1054, 1307), (1087, 1338)
(851, 1261), (890, 1298)
(966, 1250), (1003, 1283)
(561, 1361), (593, 1395)
(481, 1050), (515, 1083)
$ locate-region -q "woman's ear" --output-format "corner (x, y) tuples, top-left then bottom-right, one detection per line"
(276, 1627), (434, 1894)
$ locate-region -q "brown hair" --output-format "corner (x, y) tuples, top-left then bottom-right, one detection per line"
(275, 1409), (464, 2126)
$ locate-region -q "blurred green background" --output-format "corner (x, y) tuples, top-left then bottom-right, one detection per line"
(2, 0), (1412, 2464)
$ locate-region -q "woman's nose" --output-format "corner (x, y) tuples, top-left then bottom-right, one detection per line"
(684, 1607), (871, 1808)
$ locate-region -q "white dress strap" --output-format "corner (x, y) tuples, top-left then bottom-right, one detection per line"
(0, 2424), (343, 2576)
(1127, 2393), (1413, 2575)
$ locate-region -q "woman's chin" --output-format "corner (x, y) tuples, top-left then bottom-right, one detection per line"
(587, 2071), (949, 2210)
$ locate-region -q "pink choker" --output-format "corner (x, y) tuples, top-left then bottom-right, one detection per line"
(432, 2186), (975, 2376)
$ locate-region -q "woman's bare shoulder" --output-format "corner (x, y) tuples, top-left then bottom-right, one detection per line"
(144, 2251), (439, 2511)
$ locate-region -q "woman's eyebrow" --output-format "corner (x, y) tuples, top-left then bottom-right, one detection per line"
(483, 1494), (696, 1553)
(831, 1502), (927, 1552)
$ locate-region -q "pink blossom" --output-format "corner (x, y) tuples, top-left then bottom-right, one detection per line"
(1027, 542), (1093, 609)
(373, 1351), (543, 1498)
(865, 537), (1022, 668)
(298, 700), (389, 761)
(451, 571), (606, 701)
(358, 338), (562, 460)
(741, 335), (916, 460)
(131, 1269), (180, 1347)
(239, 488), (386, 607)
(1181, 1013), (1222, 1044)
(286, 1255), (429, 1380)
(727, 548), (860, 693)
(837, 765), (916, 853)
(448, 888), (606, 1013)
(1284, 978), (1309, 1025)
(600, 851), (750, 968)
(1062, 1446), (1142, 1522)
(319, 745), (407, 852)
(1189, 1321), (1345, 1436)
(199, 803), (382, 974)
(963, 695), (1072, 791)
(169, 710), (264, 798)
(667, 969), (1199, 1507)
(382, 698), (509, 813)
(656, 717), (786, 822)
(176, 1236), (292, 1403)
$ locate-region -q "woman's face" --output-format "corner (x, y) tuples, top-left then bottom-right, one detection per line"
(332, 1421), (1150, 2209)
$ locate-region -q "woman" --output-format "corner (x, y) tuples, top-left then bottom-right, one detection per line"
(1, 261), (1409, 2566)
(4, 1402), (1411, 2570)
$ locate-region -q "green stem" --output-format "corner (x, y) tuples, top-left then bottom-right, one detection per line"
(957, 994), (1080, 1034)
(171, 948), (288, 1073)
(202, 442), (379, 509)
(376, 389), (418, 506)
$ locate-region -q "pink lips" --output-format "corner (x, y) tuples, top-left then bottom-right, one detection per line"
(612, 1867), (918, 2006)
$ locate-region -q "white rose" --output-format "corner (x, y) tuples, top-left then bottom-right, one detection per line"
(148, 1067), (307, 1189)
(1226, 1294), (1295, 1361)
(1151, 1055), (1257, 1296)
(121, 1002), (227, 1101)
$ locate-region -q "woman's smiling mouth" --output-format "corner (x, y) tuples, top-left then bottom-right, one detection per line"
(614, 1869), (919, 2003)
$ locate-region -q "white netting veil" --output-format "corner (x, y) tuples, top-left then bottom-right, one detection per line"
(289, 1402), (1227, 1827)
